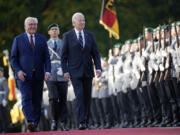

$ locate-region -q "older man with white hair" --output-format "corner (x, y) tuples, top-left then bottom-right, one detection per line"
(11, 17), (51, 132)
(61, 12), (102, 130)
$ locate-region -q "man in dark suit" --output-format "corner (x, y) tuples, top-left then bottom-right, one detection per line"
(11, 17), (51, 132)
(61, 12), (102, 130)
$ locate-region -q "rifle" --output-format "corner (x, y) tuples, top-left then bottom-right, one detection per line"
(159, 26), (167, 82)
(175, 24), (180, 48)
(137, 36), (143, 87)
(153, 26), (161, 82)
(164, 25), (172, 80)
(140, 27), (147, 82)
(149, 31), (156, 85)
(174, 23), (180, 80)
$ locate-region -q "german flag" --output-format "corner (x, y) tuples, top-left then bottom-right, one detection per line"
(8, 67), (16, 101)
(100, 0), (119, 39)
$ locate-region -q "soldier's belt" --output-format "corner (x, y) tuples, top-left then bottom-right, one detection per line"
(51, 60), (60, 64)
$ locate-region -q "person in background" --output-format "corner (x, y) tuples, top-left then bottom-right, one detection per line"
(46, 23), (68, 131)
(0, 67), (9, 133)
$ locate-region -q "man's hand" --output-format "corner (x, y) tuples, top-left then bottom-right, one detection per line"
(96, 70), (102, 78)
(45, 72), (51, 82)
(64, 72), (70, 82)
(18, 71), (26, 82)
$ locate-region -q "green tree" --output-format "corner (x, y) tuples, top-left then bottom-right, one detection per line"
(0, 0), (180, 58)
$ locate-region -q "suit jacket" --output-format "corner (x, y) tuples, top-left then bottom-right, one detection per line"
(11, 32), (51, 80)
(61, 29), (101, 78)
(47, 38), (66, 82)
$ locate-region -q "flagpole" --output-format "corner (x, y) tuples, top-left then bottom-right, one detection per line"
(100, 0), (105, 19)
(109, 37), (113, 55)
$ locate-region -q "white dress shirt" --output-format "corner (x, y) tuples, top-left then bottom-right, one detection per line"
(50, 39), (58, 44)
(50, 39), (58, 48)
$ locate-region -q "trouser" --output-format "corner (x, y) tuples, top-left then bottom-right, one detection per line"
(38, 106), (50, 131)
(166, 78), (180, 120)
(110, 94), (121, 124)
(128, 89), (141, 121)
(67, 100), (77, 128)
(172, 78), (180, 116)
(71, 77), (93, 124)
(155, 81), (172, 120)
(147, 83), (162, 121)
(137, 87), (153, 120)
(90, 98), (101, 126)
(17, 72), (44, 127)
(118, 91), (132, 122)
(47, 81), (68, 123)
(0, 105), (8, 133)
(96, 98), (106, 125)
(101, 97), (116, 125)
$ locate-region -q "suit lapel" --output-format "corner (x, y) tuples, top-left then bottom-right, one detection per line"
(72, 29), (78, 42)
(23, 33), (33, 51)
(34, 33), (38, 51)
(84, 30), (88, 48)
(84, 30), (89, 50)
(71, 30), (83, 49)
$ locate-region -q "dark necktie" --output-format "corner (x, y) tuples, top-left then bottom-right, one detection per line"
(54, 41), (57, 51)
(79, 32), (83, 48)
(30, 35), (34, 50)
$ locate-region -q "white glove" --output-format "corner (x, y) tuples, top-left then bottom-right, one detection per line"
(44, 108), (48, 119)
(2, 99), (7, 107)
(57, 67), (63, 76)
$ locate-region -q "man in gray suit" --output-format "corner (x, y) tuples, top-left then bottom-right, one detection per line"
(46, 23), (68, 131)
(61, 12), (102, 130)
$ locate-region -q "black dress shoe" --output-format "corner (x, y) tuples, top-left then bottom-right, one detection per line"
(171, 119), (180, 127)
(133, 120), (140, 127)
(98, 124), (105, 129)
(79, 123), (86, 130)
(122, 121), (129, 128)
(92, 123), (101, 129)
(104, 123), (112, 129)
(59, 123), (69, 131)
(163, 119), (172, 127)
(152, 119), (162, 127)
(145, 119), (153, 127)
(128, 122), (134, 128)
(51, 120), (57, 131)
(27, 122), (35, 132)
(86, 123), (92, 129)
(139, 119), (147, 127)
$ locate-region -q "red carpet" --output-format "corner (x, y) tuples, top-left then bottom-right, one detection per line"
(2, 128), (180, 135)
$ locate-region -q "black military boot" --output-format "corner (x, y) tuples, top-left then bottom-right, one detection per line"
(139, 119), (147, 127)
(58, 122), (69, 131)
(51, 120), (57, 131)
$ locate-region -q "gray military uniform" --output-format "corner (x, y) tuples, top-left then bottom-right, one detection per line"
(0, 76), (9, 133)
(47, 39), (66, 82)
(0, 77), (9, 105)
